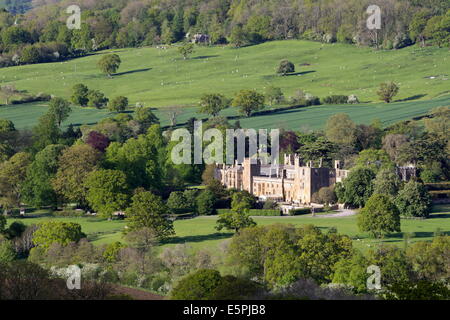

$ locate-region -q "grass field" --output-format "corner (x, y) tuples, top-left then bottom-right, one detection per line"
(1, 92), (449, 131)
(2, 41), (450, 107)
(7, 205), (450, 254)
(2, 40), (450, 130)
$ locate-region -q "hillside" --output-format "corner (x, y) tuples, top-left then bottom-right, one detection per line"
(1, 40), (449, 108)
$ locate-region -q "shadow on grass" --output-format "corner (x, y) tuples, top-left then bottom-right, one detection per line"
(385, 231), (450, 240)
(395, 94), (427, 102)
(285, 71), (316, 76)
(192, 55), (220, 60)
(164, 232), (234, 245)
(115, 68), (152, 76)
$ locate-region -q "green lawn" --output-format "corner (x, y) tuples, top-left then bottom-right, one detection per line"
(8, 205), (450, 253)
(1, 40), (450, 130)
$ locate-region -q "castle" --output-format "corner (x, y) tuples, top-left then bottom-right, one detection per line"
(215, 154), (349, 205)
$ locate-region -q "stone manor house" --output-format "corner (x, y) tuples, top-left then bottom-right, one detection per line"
(215, 154), (349, 205)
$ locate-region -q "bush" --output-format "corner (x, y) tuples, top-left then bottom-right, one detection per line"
(277, 60), (295, 76)
(322, 95), (349, 104)
(170, 269), (223, 300)
(216, 209), (281, 216)
(289, 208), (311, 216)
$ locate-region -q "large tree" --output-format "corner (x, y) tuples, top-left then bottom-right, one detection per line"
(325, 113), (357, 146)
(357, 194), (401, 238)
(85, 169), (130, 217)
(336, 167), (375, 208)
(97, 54), (121, 77)
(125, 191), (174, 240)
(377, 82), (399, 103)
(53, 144), (102, 207)
(22, 144), (66, 208)
(395, 180), (432, 218)
(199, 93), (229, 117)
(32, 221), (85, 250)
(0, 152), (32, 214)
(48, 97), (72, 127)
(232, 90), (265, 117)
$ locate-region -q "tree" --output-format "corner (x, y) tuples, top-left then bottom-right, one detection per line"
(312, 187), (337, 205)
(178, 42), (194, 60)
(71, 84), (89, 107)
(265, 86), (284, 106)
(199, 93), (228, 117)
(325, 113), (357, 146)
(85, 169), (130, 218)
(170, 269), (223, 300)
(0, 119), (15, 133)
(332, 252), (369, 293)
(133, 105), (159, 132)
(0, 84), (19, 105)
(231, 191), (256, 212)
(125, 191), (175, 240)
(97, 54), (121, 77)
(354, 149), (394, 174)
(48, 97), (72, 127)
(232, 90), (265, 117)
(32, 221), (85, 250)
(0, 152), (31, 214)
(357, 194), (401, 238)
(196, 189), (216, 216)
(229, 25), (248, 47)
(0, 240), (16, 263)
(53, 145), (102, 207)
(108, 96), (128, 113)
(395, 180), (432, 218)
(32, 113), (60, 152)
(167, 191), (188, 214)
(85, 131), (109, 152)
(87, 90), (108, 109)
(373, 168), (401, 197)
(277, 59), (295, 76)
(22, 144), (66, 208)
(377, 82), (399, 103)
(336, 167), (375, 208)
(215, 209), (256, 233)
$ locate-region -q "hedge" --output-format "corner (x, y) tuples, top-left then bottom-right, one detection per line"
(216, 209), (281, 216)
(425, 182), (450, 191)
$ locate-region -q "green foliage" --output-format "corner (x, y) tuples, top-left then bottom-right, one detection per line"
(125, 190), (175, 240)
(377, 82), (399, 103)
(178, 42), (194, 60)
(358, 194), (401, 238)
(85, 169), (130, 218)
(196, 189), (216, 216)
(108, 96), (128, 113)
(97, 54), (121, 77)
(53, 144), (102, 207)
(373, 168), (401, 197)
(265, 86), (284, 106)
(0, 240), (16, 262)
(322, 95), (349, 104)
(215, 209), (256, 233)
(325, 113), (357, 146)
(336, 167), (376, 208)
(199, 93), (229, 117)
(232, 90), (265, 117)
(103, 241), (124, 263)
(395, 180), (432, 218)
(231, 190), (256, 212)
(32, 221), (85, 250)
(87, 89), (109, 109)
(276, 60), (295, 76)
(71, 83), (89, 107)
(48, 97), (72, 127)
(22, 144), (66, 208)
(170, 269), (222, 300)
(354, 149), (394, 174)
(312, 187), (337, 205)
(332, 252), (369, 293)
(32, 113), (60, 152)
(385, 280), (450, 300)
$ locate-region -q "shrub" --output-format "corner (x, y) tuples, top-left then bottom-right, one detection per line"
(277, 60), (295, 76)
(322, 95), (349, 104)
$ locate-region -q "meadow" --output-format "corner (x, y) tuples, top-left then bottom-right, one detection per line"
(7, 204), (450, 254)
(1, 40), (450, 129)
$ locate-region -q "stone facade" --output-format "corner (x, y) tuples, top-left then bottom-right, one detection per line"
(215, 154), (349, 205)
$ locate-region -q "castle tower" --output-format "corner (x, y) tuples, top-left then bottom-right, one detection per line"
(242, 158), (260, 194)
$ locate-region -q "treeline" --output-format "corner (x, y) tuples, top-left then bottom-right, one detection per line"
(1, 0), (450, 67)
